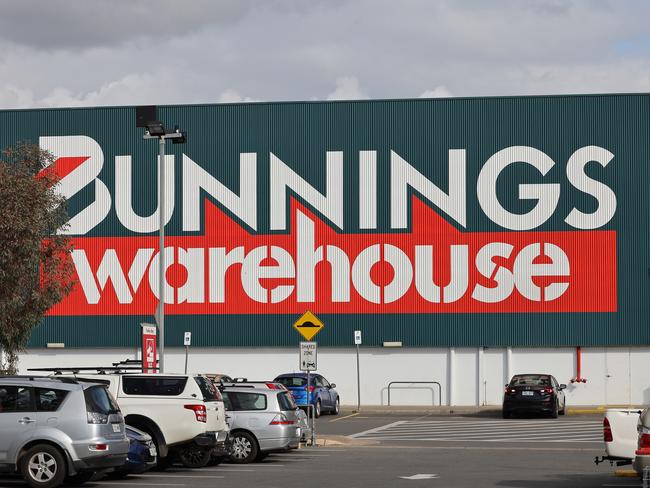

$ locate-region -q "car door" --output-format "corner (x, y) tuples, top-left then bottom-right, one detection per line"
(319, 376), (333, 409)
(552, 376), (565, 409)
(0, 384), (37, 463)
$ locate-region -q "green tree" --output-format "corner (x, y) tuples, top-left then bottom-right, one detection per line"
(0, 143), (74, 374)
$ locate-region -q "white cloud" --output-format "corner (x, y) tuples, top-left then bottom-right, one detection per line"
(326, 77), (368, 100)
(1, 0), (650, 109)
(419, 86), (454, 98)
(218, 89), (258, 103)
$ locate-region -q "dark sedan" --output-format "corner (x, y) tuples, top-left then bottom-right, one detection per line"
(502, 374), (566, 418)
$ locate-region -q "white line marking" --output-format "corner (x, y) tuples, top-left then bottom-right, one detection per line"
(365, 425), (601, 435)
(350, 420), (406, 438)
(330, 412), (360, 422)
(134, 474), (225, 479)
(360, 436), (601, 443)
(97, 484), (185, 487)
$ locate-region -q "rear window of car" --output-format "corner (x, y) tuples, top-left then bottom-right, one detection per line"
(195, 376), (222, 401)
(222, 391), (267, 411)
(277, 391), (297, 411)
(35, 388), (69, 412)
(85, 386), (119, 414)
(122, 377), (188, 396)
(510, 375), (550, 386)
(274, 377), (307, 387)
(0, 386), (33, 412)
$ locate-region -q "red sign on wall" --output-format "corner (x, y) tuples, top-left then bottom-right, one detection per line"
(141, 324), (157, 373)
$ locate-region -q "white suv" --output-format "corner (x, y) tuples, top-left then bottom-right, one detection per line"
(32, 369), (228, 469)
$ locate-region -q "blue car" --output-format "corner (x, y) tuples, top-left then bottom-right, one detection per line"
(105, 425), (157, 479)
(273, 373), (339, 418)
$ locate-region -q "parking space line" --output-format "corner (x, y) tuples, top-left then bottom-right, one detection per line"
(97, 484), (186, 487)
(349, 420), (405, 438)
(134, 474), (225, 479)
(330, 412), (360, 422)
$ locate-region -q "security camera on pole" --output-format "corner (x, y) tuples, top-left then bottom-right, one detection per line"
(136, 106), (187, 374)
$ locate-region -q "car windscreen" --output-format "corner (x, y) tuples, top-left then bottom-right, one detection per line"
(222, 391), (267, 411)
(510, 375), (550, 387)
(195, 375), (222, 401)
(122, 376), (188, 396)
(274, 377), (307, 387)
(277, 391), (298, 411)
(85, 386), (119, 414)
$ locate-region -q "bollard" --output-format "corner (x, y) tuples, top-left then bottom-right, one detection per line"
(644, 466), (650, 488)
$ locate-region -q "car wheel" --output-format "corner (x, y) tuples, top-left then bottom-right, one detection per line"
(332, 397), (340, 415)
(255, 452), (269, 462)
(559, 401), (566, 415)
(21, 444), (66, 488)
(551, 401), (559, 419)
(315, 399), (322, 418)
(65, 471), (95, 485)
(178, 445), (212, 469)
(155, 454), (174, 471)
(208, 455), (224, 467)
(230, 432), (258, 464)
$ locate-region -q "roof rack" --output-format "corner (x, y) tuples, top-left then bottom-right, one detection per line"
(28, 366), (159, 375)
(0, 375), (80, 384)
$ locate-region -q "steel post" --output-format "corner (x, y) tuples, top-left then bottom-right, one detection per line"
(158, 136), (165, 373)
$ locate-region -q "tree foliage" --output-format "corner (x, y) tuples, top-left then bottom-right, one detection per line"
(0, 143), (74, 373)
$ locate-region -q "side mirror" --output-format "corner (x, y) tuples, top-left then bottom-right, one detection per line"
(559, 384), (567, 390)
(330, 383), (336, 389)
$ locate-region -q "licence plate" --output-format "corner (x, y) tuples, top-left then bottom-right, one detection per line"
(522, 391), (534, 396)
(112, 423), (121, 433)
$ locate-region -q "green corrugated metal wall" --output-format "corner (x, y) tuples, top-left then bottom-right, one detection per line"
(0, 94), (646, 348)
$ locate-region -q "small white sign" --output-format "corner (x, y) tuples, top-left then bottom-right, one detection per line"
(354, 330), (362, 345)
(184, 331), (192, 346)
(299, 342), (317, 371)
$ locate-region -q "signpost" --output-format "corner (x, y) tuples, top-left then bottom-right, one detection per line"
(293, 311), (325, 446)
(354, 330), (362, 411)
(141, 324), (157, 373)
(184, 332), (191, 374)
(299, 342), (317, 371)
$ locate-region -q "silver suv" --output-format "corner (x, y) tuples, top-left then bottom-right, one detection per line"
(222, 387), (301, 464)
(0, 376), (129, 488)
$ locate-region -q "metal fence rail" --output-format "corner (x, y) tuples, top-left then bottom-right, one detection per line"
(387, 381), (442, 406)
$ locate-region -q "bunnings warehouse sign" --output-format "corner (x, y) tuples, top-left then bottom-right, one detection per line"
(3, 95), (648, 347)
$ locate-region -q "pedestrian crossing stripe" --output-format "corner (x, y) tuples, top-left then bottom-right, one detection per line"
(350, 419), (602, 443)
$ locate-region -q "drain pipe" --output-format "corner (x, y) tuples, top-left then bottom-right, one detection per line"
(571, 346), (587, 383)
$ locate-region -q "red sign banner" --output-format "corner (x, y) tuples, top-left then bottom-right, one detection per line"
(141, 324), (157, 373)
(48, 196), (617, 316)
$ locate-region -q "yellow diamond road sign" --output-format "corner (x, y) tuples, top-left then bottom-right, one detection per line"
(293, 311), (325, 341)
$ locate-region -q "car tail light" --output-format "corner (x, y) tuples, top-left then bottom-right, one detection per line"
(185, 404), (207, 423)
(87, 412), (109, 424)
(636, 433), (650, 455)
(270, 414), (296, 426)
(266, 383), (282, 390)
(603, 418), (613, 442)
(88, 444), (108, 451)
(540, 387), (554, 394)
(307, 386), (315, 393)
(504, 387), (516, 396)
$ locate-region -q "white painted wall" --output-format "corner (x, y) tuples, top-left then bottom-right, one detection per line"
(17, 346), (650, 407)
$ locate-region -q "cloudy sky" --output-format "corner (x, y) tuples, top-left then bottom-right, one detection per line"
(1, 0), (649, 109)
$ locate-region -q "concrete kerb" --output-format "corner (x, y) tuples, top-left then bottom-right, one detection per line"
(337, 405), (639, 417)
(315, 435), (378, 447)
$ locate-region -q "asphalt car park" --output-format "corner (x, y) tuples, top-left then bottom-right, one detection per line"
(1, 413), (643, 488)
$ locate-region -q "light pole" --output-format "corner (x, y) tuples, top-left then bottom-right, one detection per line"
(136, 106), (186, 373)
